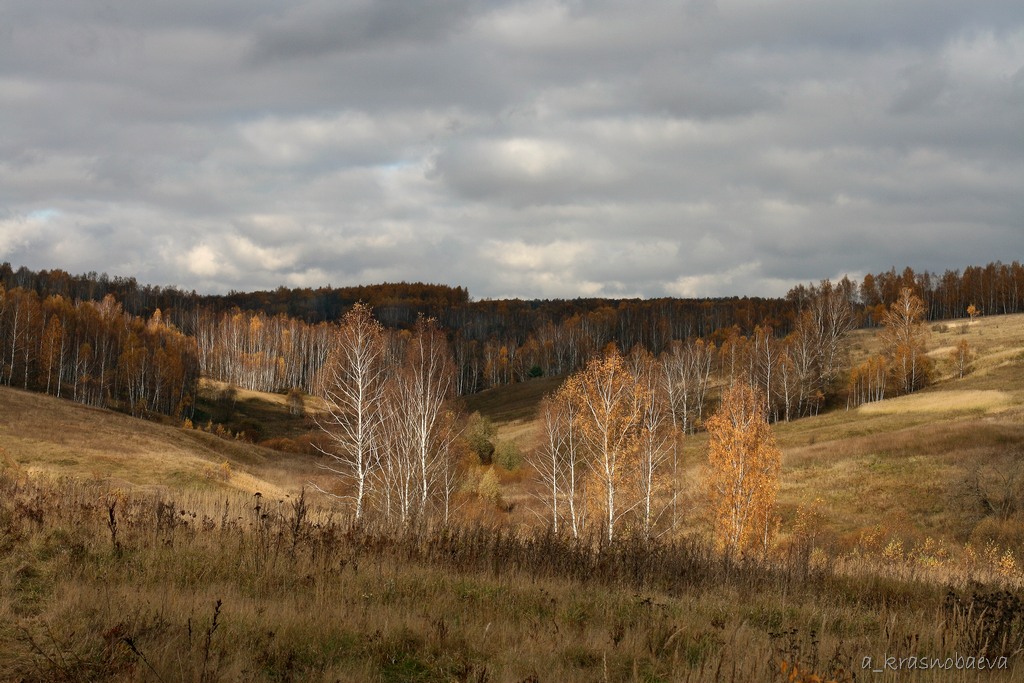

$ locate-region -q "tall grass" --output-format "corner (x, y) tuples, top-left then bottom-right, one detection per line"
(2, 467), (1022, 682)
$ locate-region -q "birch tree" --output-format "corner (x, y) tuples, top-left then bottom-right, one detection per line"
(881, 287), (931, 394)
(631, 347), (676, 538)
(575, 349), (646, 542)
(704, 382), (781, 558)
(533, 384), (589, 537)
(384, 316), (457, 523)
(314, 303), (388, 521)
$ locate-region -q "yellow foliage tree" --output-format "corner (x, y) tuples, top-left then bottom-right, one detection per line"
(704, 382), (781, 557)
(881, 287), (931, 394)
(950, 339), (975, 379)
(573, 350), (647, 542)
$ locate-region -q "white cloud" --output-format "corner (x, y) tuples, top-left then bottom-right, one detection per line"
(184, 244), (222, 279)
(0, 212), (55, 257)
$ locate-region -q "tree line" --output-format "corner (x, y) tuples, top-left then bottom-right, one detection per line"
(0, 286), (198, 417)
(6, 259), (1022, 331)
(0, 259), (1001, 423)
(5, 259), (1019, 398)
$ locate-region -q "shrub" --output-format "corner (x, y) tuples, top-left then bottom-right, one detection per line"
(465, 412), (496, 465)
(494, 440), (521, 471)
(477, 467), (503, 508)
(286, 387), (305, 416)
(258, 437), (305, 454)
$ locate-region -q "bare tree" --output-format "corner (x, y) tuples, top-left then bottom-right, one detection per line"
(386, 316), (457, 523)
(631, 347), (676, 538)
(534, 395), (566, 533)
(533, 370), (595, 538)
(314, 303), (388, 521)
(661, 338), (714, 435)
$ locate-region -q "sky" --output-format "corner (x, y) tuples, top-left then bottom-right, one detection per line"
(1, 1), (1022, 300)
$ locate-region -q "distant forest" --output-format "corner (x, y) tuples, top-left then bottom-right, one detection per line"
(3, 260), (1021, 333)
(1, 260), (1022, 420)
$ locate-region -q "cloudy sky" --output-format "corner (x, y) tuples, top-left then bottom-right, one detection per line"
(1, 1), (1022, 299)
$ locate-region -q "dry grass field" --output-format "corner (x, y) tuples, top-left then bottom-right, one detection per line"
(0, 385), (333, 502)
(2, 312), (1024, 680)
(1, 471), (1022, 682)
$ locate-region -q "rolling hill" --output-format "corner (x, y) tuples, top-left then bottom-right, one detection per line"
(3, 310), (1023, 551)
(3, 312), (1024, 681)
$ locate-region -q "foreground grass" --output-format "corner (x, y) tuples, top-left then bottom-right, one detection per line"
(2, 469), (1023, 682)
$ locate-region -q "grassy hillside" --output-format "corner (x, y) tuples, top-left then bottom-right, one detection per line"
(2, 313), (1024, 680)
(0, 385), (327, 501)
(4, 311), (1024, 549)
(461, 313), (1024, 553)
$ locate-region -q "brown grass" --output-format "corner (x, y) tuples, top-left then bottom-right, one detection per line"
(856, 390), (1013, 415)
(4, 313), (1024, 679)
(199, 378), (328, 414)
(1, 469), (1022, 682)
(0, 386), (328, 500)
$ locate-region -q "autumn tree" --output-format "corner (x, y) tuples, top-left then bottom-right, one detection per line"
(752, 324), (781, 420)
(704, 382), (782, 558)
(286, 387), (305, 416)
(314, 303), (388, 521)
(630, 347), (677, 538)
(39, 312), (65, 396)
(881, 287), (932, 394)
(847, 355), (887, 408)
(0, 287), (197, 417)
(118, 330), (149, 416)
(533, 377), (589, 537)
(381, 316), (459, 524)
(660, 337), (714, 434)
(659, 339), (713, 530)
(950, 339), (975, 379)
(784, 281), (856, 417)
(3, 287), (41, 387)
(574, 348), (646, 542)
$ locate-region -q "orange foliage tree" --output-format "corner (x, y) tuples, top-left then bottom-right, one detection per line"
(950, 339), (975, 379)
(534, 346), (681, 541)
(881, 287), (931, 394)
(703, 382), (781, 557)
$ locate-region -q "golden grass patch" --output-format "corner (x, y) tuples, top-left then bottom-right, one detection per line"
(0, 386), (314, 498)
(199, 377), (328, 413)
(857, 390), (1014, 415)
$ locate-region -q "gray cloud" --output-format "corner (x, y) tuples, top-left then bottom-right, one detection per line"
(1, 0), (1023, 299)
(248, 0), (484, 63)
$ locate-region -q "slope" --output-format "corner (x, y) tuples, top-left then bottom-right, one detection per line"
(0, 386), (321, 500)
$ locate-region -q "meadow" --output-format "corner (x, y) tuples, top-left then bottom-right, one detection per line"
(2, 312), (1024, 680)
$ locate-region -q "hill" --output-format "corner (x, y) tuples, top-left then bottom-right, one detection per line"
(0, 385), (324, 501)
(462, 312), (1024, 551)
(5, 310), (1022, 552)
(2, 313), (1024, 680)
